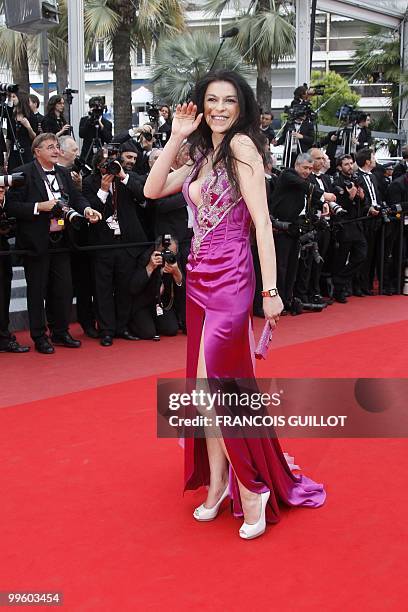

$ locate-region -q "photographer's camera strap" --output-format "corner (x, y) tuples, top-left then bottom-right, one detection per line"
(34, 160), (66, 232)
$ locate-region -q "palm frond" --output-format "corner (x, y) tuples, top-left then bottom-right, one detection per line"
(84, 0), (121, 43)
(151, 31), (247, 104)
(234, 10), (295, 65)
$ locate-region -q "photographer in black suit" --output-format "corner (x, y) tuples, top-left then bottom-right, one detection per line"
(270, 153), (335, 313)
(307, 147), (333, 304)
(331, 154), (368, 301)
(0, 185), (30, 353)
(6, 133), (101, 353)
(277, 107), (315, 168)
(355, 148), (382, 294)
(82, 148), (147, 346)
(79, 97), (113, 164)
(354, 113), (372, 152)
(129, 235), (184, 340)
(392, 145), (408, 181)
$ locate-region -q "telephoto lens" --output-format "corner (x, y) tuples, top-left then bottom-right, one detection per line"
(0, 172), (25, 188)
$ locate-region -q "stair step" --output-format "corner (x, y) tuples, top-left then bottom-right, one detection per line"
(12, 266), (25, 281)
(11, 278), (27, 299)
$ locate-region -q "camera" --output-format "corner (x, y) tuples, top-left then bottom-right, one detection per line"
(88, 96), (107, 125)
(160, 234), (177, 267)
(284, 100), (316, 122)
(72, 157), (92, 176)
(328, 202), (348, 216)
(50, 194), (86, 230)
(335, 104), (360, 123)
(99, 144), (122, 176)
(0, 83), (18, 94)
(0, 172), (25, 188)
(146, 102), (160, 124)
(310, 85), (325, 96)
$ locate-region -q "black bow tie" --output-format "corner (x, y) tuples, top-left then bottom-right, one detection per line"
(45, 170), (56, 176)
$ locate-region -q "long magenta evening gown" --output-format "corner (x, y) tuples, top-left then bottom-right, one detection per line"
(182, 158), (326, 523)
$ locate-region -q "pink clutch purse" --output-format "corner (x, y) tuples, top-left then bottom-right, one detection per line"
(255, 321), (273, 360)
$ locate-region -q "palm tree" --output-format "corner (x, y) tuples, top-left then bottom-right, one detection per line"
(84, 0), (186, 132)
(152, 31), (247, 104)
(0, 27), (30, 92)
(204, 0), (295, 111)
(353, 25), (406, 127)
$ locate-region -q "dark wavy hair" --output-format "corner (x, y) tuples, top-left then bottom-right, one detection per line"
(12, 91), (32, 119)
(188, 70), (264, 194)
(46, 95), (66, 123)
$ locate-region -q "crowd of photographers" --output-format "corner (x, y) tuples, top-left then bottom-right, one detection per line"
(0, 83), (407, 354)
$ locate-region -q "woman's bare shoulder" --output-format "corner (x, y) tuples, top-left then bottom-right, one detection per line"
(230, 134), (262, 164)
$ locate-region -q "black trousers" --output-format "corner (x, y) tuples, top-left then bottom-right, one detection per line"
(23, 236), (73, 340)
(331, 233), (367, 293)
(274, 232), (299, 308)
(381, 221), (401, 291)
(356, 219), (380, 292)
(71, 251), (96, 330)
(0, 244), (12, 347)
(294, 249), (313, 302)
(93, 245), (135, 336)
(129, 304), (179, 339)
(309, 227), (331, 296)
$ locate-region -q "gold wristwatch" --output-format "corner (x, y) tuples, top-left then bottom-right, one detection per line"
(261, 288), (279, 298)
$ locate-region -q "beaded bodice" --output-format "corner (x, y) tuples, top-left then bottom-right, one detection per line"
(183, 161), (243, 257)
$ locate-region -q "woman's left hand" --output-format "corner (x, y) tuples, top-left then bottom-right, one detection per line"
(263, 295), (283, 329)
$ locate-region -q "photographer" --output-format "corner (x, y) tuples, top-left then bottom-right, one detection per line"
(385, 173), (408, 293)
(28, 94), (44, 131)
(82, 148), (147, 346)
(5, 133), (101, 354)
(157, 105), (173, 147)
(58, 135), (82, 188)
(392, 145), (408, 180)
(308, 147), (333, 304)
(5, 90), (38, 171)
(41, 95), (71, 138)
(0, 184), (30, 353)
(277, 106), (315, 168)
(260, 110), (276, 145)
(355, 148), (382, 295)
(354, 112), (372, 152)
(79, 97), (112, 165)
(58, 135), (98, 338)
(331, 154), (368, 302)
(270, 153), (335, 313)
(129, 235), (184, 340)
(133, 124), (156, 175)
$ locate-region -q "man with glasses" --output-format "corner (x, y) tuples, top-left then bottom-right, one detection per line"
(6, 133), (101, 354)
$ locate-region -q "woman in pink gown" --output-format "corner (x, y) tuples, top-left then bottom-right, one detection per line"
(144, 70), (325, 540)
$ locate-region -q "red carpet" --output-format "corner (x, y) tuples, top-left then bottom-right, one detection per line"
(1, 297), (407, 610)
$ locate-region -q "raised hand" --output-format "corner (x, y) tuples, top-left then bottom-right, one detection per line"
(171, 102), (203, 140)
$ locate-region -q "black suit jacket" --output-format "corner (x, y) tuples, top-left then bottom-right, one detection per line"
(386, 175), (408, 206)
(5, 161), (90, 254)
(82, 171), (147, 257)
(79, 116), (112, 163)
(152, 192), (189, 243)
(41, 113), (68, 135)
(356, 126), (372, 151)
(356, 169), (383, 207)
(392, 161), (407, 181)
(270, 169), (324, 222)
(277, 119), (315, 152)
(309, 172), (332, 192)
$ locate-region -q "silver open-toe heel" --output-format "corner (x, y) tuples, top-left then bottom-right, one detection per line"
(239, 490), (270, 540)
(193, 484), (230, 521)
